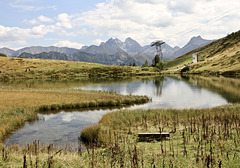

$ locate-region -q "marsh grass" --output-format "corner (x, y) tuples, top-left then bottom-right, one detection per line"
(1, 104), (240, 167)
(0, 88), (148, 142)
(0, 142), (89, 167)
(79, 104), (240, 167)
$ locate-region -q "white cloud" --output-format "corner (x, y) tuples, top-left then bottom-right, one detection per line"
(167, 0), (196, 14)
(0, 12), (78, 48)
(93, 39), (104, 45)
(56, 13), (73, 29)
(10, 0), (56, 11)
(54, 40), (84, 49)
(11, 4), (38, 11)
(14, 0), (37, 3)
(61, 113), (74, 122)
(0, 24), (56, 48)
(3, 0), (240, 49)
(76, 0), (240, 47)
(38, 15), (54, 23)
(28, 15), (54, 24)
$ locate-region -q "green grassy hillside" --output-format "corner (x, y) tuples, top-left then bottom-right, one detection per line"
(164, 30), (240, 75)
(0, 57), (159, 81)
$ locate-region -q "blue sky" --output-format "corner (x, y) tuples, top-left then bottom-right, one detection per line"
(0, 0), (240, 49)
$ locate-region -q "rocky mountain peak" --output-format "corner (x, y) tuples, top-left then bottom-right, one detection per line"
(106, 38), (123, 46)
(172, 35), (214, 58)
(188, 36), (206, 44)
(124, 37), (140, 46)
(123, 37), (142, 55)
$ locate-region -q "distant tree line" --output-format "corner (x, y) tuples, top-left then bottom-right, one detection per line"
(129, 61), (136, 66)
(128, 54), (164, 70)
(0, 53), (7, 57)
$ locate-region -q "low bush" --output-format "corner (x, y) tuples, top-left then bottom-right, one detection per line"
(80, 124), (101, 144)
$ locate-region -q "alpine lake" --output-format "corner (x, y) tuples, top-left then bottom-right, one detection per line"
(3, 75), (240, 149)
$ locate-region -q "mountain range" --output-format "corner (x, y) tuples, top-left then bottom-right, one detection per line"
(0, 36), (213, 66)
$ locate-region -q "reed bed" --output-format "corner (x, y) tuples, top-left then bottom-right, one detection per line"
(1, 104), (240, 167)
(0, 88), (148, 142)
(0, 141), (88, 167)
(79, 104), (240, 167)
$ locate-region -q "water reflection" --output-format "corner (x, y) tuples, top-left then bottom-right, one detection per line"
(81, 76), (228, 109)
(188, 76), (240, 103)
(4, 75), (240, 147)
(5, 109), (113, 147)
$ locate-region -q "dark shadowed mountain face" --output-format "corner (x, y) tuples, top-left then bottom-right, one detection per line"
(19, 51), (141, 66)
(12, 46), (80, 57)
(82, 38), (181, 63)
(0, 46), (80, 57)
(2, 36), (213, 65)
(19, 52), (69, 60)
(82, 36), (213, 63)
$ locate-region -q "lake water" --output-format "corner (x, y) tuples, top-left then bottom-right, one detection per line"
(4, 75), (240, 147)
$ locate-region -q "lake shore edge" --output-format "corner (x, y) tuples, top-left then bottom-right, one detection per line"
(0, 88), (149, 143)
(1, 103), (240, 167)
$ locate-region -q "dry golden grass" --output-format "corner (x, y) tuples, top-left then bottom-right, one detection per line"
(0, 88), (148, 142)
(163, 30), (240, 74)
(0, 89), (131, 108)
(80, 104), (240, 167)
(0, 57), (160, 80)
(0, 143), (88, 167)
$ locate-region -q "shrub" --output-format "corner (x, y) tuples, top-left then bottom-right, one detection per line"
(89, 101), (97, 107)
(116, 100), (122, 106)
(0, 53), (7, 57)
(155, 61), (165, 70)
(50, 104), (59, 110)
(38, 105), (50, 111)
(81, 102), (89, 108)
(80, 124), (101, 144)
(109, 100), (117, 106)
(63, 104), (73, 109)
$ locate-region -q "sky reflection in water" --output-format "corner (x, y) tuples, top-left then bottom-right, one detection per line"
(4, 76), (230, 146)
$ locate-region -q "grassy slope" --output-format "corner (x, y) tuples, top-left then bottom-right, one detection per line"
(0, 57), (159, 80)
(164, 30), (240, 74)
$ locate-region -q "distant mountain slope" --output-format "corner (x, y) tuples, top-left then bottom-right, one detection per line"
(139, 43), (180, 61)
(83, 44), (122, 55)
(1, 36), (214, 66)
(165, 30), (240, 74)
(0, 47), (15, 57)
(13, 46), (79, 57)
(19, 51), (141, 66)
(74, 51), (140, 65)
(172, 36), (214, 59)
(19, 52), (69, 60)
(82, 38), (181, 64)
(124, 37), (143, 54)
